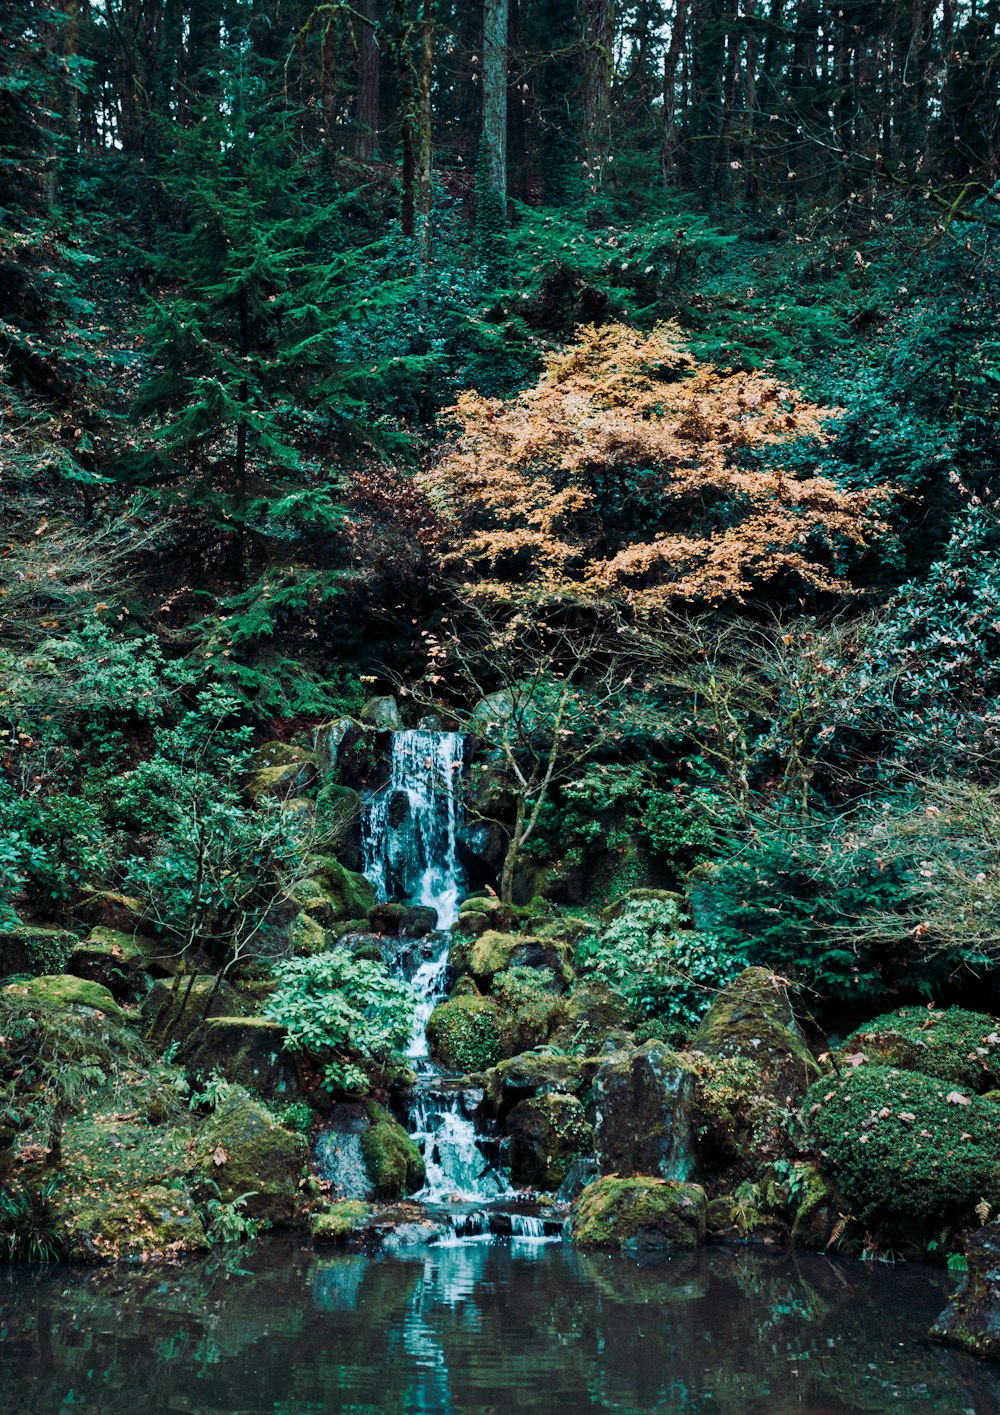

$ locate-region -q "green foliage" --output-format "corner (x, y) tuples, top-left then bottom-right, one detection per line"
(806, 1064), (1000, 1234)
(576, 896), (746, 1039)
(198, 1183), (263, 1245)
(0, 1180), (63, 1262)
(425, 994), (505, 1073)
(836, 1007), (1000, 1093)
(266, 948), (415, 1094)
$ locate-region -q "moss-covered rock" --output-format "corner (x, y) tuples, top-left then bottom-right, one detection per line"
(0, 924), (78, 980)
(549, 982), (633, 1053)
(314, 783), (363, 856)
(3, 972), (123, 1020)
(369, 902), (438, 937)
(141, 975), (244, 1046)
(426, 995), (505, 1072)
(836, 1006), (1000, 1094)
(692, 966), (819, 1105)
(572, 1176), (707, 1249)
(315, 716), (368, 776)
(789, 1162), (844, 1249)
(310, 1199), (370, 1244)
(360, 695), (403, 731)
(465, 931), (574, 991)
(484, 1052), (597, 1114)
(932, 1223), (1000, 1359)
(246, 741), (317, 802)
(73, 888), (146, 934)
(805, 1063), (1000, 1234)
(507, 1093), (594, 1190)
(180, 1017), (302, 1100)
(66, 928), (168, 1001)
(57, 1183), (209, 1264)
(359, 1103), (425, 1199)
(307, 857), (376, 922)
(198, 1087), (307, 1224)
(591, 1042), (698, 1181)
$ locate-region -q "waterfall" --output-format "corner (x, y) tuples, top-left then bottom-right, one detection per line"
(360, 728), (510, 1207)
(362, 730), (465, 930)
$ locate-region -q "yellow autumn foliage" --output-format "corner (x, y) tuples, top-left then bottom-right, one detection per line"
(422, 323), (888, 609)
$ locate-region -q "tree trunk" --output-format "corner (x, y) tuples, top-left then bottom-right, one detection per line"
(581, 0), (615, 185)
(482, 0), (509, 200)
(414, 0), (436, 257)
(352, 0), (381, 158)
(661, 0), (688, 180)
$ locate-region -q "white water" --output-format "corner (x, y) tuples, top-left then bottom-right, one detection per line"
(362, 730), (465, 930)
(361, 728), (510, 1206)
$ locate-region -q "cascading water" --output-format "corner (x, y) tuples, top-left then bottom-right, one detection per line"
(361, 730), (509, 1205)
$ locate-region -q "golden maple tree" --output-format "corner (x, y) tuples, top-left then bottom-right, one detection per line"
(422, 323), (889, 609)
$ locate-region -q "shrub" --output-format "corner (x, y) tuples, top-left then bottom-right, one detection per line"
(805, 1063), (1000, 1234)
(836, 1007), (1000, 1093)
(425, 995), (504, 1073)
(266, 949), (415, 1094)
(576, 896), (746, 1040)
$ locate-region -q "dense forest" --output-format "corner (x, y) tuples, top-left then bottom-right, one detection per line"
(4, 0), (1000, 1327)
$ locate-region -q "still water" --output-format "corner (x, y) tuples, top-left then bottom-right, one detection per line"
(1, 1237), (996, 1414)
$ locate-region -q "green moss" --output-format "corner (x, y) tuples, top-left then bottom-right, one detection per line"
(180, 1017), (302, 1100)
(359, 1104), (425, 1199)
(307, 857), (376, 922)
(550, 982), (632, 1053)
(141, 975), (244, 1046)
(485, 1053), (593, 1111)
(805, 1063), (1000, 1233)
(426, 995), (504, 1072)
(572, 1176), (707, 1249)
(289, 911), (328, 955)
(198, 1087), (307, 1224)
(246, 742), (317, 801)
(789, 1162), (842, 1249)
(836, 1006), (1000, 1093)
(466, 931), (573, 990)
(3, 973), (123, 1020)
(0, 924), (78, 979)
(310, 1199), (369, 1244)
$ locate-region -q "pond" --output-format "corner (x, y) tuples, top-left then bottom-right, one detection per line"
(1, 1237), (997, 1414)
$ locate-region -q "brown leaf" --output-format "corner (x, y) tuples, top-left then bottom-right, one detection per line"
(946, 1090), (971, 1106)
(212, 1145), (229, 1167)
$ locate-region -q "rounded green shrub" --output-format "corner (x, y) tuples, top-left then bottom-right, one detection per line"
(836, 1006), (1000, 1093)
(805, 1063), (1000, 1233)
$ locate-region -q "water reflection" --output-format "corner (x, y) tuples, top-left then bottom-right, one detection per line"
(1, 1238), (998, 1414)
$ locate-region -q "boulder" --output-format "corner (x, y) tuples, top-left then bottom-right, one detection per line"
(306, 857), (376, 922)
(484, 1053), (598, 1115)
(549, 982), (633, 1053)
(465, 931), (574, 992)
(72, 888), (146, 934)
(932, 1223), (1000, 1360)
(835, 1006), (1000, 1094)
(199, 1088), (307, 1224)
(804, 1063), (1000, 1236)
(591, 1042), (698, 1181)
(310, 1200), (370, 1245)
(426, 995), (505, 1072)
(56, 1183), (209, 1264)
(507, 1093), (594, 1190)
(314, 783), (363, 865)
(359, 696), (403, 732)
(246, 742), (317, 802)
(180, 1017), (303, 1100)
(2, 973), (123, 1021)
(572, 1176), (707, 1250)
(141, 975), (244, 1046)
(0, 924), (77, 980)
(359, 1103), (425, 1200)
(315, 717), (370, 780)
(369, 902), (438, 938)
(692, 966), (820, 1106)
(66, 927), (168, 1000)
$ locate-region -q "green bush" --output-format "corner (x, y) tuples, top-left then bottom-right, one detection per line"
(837, 1007), (1000, 1093)
(805, 1063), (1000, 1233)
(266, 949), (415, 1094)
(426, 995), (504, 1073)
(576, 896), (746, 1039)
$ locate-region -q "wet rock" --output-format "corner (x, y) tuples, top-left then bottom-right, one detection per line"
(592, 1042), (698, 1181)
(692, 967), (819, 1106)
(315, 717), (369, 780)
(932, 1223), (1000, 1360)
(507, 1093), (594, 1190)
(310, 1200), (370, 1245)
(485, 1052), (598, 1115)
(314, 784), (363, 866)
(0, 924), (77, 980)
(359, 1102), (425, 1200)
(360, 695), (403, 732)
(66, 927), (172, 999)
(199, 1087), (307, 1225)
(549, 982), (632, 1053)
(600, 888), (686, 924)
(305, 857), (376, 923)
(246, 742), (317, 802)
(572, 1176), (707, 1250)
(835, 1006), (1000, 1094)
(179, 1017), (302, 1101)
(369, 902), (438, 938)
